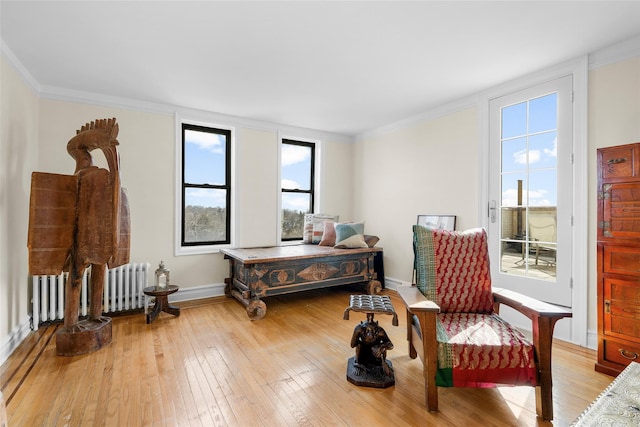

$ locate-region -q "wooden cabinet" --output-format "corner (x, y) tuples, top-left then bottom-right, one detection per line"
(596, 142), (640, 376)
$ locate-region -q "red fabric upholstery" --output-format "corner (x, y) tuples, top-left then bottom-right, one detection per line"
(436, 313), (537, 387)
(431, 228), (494, 313)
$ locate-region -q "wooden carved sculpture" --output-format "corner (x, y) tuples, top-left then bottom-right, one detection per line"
(350, 314), (394, 377)
(28, 118), (130, 356)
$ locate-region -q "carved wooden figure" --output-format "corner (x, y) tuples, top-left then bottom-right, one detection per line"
(28, 118), (130, 356)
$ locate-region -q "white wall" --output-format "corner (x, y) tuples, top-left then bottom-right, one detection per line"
(0, 55), (40, 361)
(353, 107), (479, 286)
(234, 127), (279, 247)
(36, 100), (354, 292)
(587, 56), (640, 332)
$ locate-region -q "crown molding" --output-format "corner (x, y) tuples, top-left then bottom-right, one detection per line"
(1, 38), (41, 92)
(589, 33), (640, 70)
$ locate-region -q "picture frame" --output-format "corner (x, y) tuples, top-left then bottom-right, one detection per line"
(416, 215), (456, 231)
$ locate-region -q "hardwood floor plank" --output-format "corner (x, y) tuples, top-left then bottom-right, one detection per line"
(0, 324), (57, 406)
(1, 287), (615, 426)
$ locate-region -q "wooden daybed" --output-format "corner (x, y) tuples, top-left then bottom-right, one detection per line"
(221, 245), (383, 320)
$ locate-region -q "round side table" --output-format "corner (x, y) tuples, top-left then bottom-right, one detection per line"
(143, 285), (180, 324)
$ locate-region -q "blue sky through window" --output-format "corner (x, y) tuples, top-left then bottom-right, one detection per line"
(184, 129), (227, 208)
(501, 93), (557, 207)
(281, 143), (312, 212)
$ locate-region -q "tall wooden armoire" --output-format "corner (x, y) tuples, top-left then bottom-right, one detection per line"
(596, 142), (640, 375)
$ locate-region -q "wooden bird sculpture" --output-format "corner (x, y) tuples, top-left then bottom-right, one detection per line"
(28, 118), (130, 356)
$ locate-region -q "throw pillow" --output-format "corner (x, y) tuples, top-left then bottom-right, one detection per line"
(364, 235), (379, 248)
(318, 221), (337, 246)
(303, 214), (339, 244)
(334, 222), (368, 248)
(413, 225), (493, 313)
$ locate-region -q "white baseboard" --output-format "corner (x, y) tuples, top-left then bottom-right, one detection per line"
(0, 316), (32, 367)
(586, 329), (598, 350)
(169, 282), (226, 303)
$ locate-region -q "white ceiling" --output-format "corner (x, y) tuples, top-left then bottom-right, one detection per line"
(2, 1), (640, 136)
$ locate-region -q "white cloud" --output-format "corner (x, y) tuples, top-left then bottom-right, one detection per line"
(185, 130), (224, 154)
(502, 187), (550, 207)
(282, 178), (300, 189)
(502, 188), (520, 206)
(514, 149), (541, 165)
(282, 144), (310, 166)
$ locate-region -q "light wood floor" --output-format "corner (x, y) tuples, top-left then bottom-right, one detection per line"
(1, 286), (614, 426)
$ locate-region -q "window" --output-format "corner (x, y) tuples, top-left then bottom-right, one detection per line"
(181, 123), (231, 247)
(281, 139), (315, 241)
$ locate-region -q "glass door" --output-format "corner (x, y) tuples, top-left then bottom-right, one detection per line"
(488, 76), (572, 307)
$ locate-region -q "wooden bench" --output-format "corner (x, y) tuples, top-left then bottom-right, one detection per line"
(221, 245), (383, 320)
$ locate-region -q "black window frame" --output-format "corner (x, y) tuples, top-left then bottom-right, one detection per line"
(281, 139), (316, 242)
(181, 123), (232, 247)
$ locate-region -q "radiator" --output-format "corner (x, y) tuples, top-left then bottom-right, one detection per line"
(31, 262), (150, 330)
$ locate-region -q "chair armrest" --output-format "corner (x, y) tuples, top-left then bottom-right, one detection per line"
(397, 285), (440, 313)
(492, 287), (572, 420)
(492, 287), (571, 321)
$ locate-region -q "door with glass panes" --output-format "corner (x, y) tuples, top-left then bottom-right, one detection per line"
(488, 76), (572, 307)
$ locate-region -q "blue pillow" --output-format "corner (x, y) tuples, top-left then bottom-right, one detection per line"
(334, 222), (367, 248)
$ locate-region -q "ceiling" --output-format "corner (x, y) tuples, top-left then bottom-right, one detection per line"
(2, 1), (640, 136)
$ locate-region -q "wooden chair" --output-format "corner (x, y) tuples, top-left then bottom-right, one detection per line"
(398, 226), (571, 421)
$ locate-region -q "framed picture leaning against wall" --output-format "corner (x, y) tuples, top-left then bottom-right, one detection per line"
(416, 215), (456, 231)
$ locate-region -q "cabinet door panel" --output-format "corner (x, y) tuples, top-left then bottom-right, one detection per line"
(603, 277), (640, 339)
(603, 276), (640, 306)
(602, 183), (640, 239)
(603, 246), (640, 275)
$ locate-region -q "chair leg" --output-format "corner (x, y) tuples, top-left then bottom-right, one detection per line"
(532, 315), (563, 421)
(416, 311), (439, 412)
(406, 308), (417, 359)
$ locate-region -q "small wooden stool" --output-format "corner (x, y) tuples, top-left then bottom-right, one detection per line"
(343, 294), (398, 326)
(143, 285), (180, 324)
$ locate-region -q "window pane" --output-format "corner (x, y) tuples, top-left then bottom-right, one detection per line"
(528, 132), (557, 169)
(529, 93), (557, 133)
(184, 188), (227, 243)
(502, 136), (527, 173)
(282, 144), (312, 190)
(184, 129), (226, 185)
(501, 172), (526, 207)
(529, 169), (557, 207)
(501, 102), (526, 139)
(282, 193), (310, 239)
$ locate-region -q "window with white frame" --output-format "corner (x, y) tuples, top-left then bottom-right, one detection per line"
(281, 139), (315, 241)
(180, 122), (231, 248)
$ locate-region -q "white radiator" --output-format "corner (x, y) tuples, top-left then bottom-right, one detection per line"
(31, 262), (150, 330)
